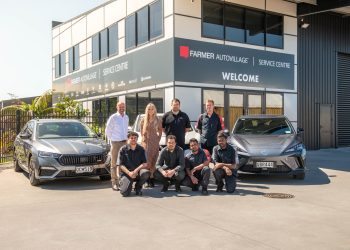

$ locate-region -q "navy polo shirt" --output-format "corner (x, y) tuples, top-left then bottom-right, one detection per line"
(162, 110), (191, 147)
(117, 144), (147, 171)
(196, 112), (224, 147)
(212, 144), (236, 164)
(185, 149), (207, 170)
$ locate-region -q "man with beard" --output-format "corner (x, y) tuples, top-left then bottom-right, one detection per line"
(182, 138), (210, 195)
(212, 131), (237, 193)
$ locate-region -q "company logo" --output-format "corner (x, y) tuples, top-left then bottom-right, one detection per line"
(179, 46), (189, 59)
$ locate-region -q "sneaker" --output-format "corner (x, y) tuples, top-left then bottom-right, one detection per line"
(201, 186), (209, 195)
(135, 189), (143, 196)
(112, 183), (119, 191)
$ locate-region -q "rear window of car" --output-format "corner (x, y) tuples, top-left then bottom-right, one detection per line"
(233, 118), (293, 135)
(37, 122), (95, 138)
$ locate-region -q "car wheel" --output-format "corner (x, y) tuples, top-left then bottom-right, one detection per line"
(28, 158), (41, 186)
(14, 156), (22, 172)
(293, 172), (305, 180)
(99, 175), (111, 181)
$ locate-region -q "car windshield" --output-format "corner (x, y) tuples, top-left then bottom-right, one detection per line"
(37, 122), (96, 138)
(233, 118), (293, 135)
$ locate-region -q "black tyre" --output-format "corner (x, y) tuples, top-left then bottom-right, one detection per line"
(99, 175), (111, 181)
(293, 172), (305, 180)
(14, 156), (22, 172)
(28, 158), (41, 186)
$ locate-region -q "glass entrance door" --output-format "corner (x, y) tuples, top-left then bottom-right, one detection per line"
(228, 92), (263, 130)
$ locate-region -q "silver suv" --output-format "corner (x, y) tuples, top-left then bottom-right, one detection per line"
(13, 119), (110, 186)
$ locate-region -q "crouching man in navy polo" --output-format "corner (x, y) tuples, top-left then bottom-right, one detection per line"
(212, 131), (237, 193)
(118, 131), (150, 197)
(182, 138), (211, 195)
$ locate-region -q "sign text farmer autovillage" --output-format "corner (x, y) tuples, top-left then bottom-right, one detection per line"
(175, 38), (294, 89)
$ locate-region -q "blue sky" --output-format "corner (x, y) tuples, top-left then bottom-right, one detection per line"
(0, 0), (106, 101)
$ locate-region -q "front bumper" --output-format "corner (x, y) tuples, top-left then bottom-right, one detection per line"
(237, 153), (305, 175)
(34, 156), (110, 179)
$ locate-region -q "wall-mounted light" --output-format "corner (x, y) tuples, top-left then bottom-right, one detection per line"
(299, 18), (310, 29)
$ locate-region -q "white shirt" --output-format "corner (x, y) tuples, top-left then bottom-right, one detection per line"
(105, 112), (129, 141)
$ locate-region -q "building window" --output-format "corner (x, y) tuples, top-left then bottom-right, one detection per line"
(137, 7), (149, 45)
(92, 34), (100, 63)
(202, 1), (224, 39)
(126, 93), (137, 124)
(225, 5), (245, 43)
(125, 14), (136, 50)
(108, 24), (118, 56)
(150, 0), (163, 39)
(60, 52), (66, 76)
(202, 0), (283, 49)
(55, 55), (60, 78)
(150, 89), (164, 113)
(125, 0), (163, 51)
(266, 14), (283, 48)
(55, 52), (66, 78)
(245, 9), (265, 46)
(100, 29), (108, 60)
(69, 44), (79, 73)
(92, 24), (119, 63)
(266, 93), (283, 115)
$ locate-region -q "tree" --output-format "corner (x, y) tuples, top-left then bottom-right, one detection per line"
(0, 90), (89, 118)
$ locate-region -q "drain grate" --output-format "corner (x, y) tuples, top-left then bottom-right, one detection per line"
(264, 193), (295, 199)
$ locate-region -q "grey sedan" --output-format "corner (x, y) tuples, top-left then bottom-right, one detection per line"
(13, 119), (111, 186)
(230, 115), (306, 179)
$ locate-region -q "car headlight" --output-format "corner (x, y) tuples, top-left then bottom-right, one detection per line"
(284, 143), (305, 153)
(38, 151), (61, 158)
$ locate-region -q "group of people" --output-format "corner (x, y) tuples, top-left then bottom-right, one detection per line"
(105, 98), (237, 197)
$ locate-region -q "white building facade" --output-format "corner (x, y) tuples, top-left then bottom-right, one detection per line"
(52, 0), (301, 131)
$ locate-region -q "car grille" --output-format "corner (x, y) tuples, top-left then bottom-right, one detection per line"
(58, 154), (107, 166)
(56, 168), (109, 177)
(240, 165), (291, 173)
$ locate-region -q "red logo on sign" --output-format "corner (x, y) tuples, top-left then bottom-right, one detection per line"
(180, 46), (189, 59)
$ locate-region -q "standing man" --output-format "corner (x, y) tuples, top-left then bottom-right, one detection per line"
(154, 135), (185, 192)
(182, 138), (211, 195)
(118, 132), (149, 197)
(196, 99), (224, 155)
(162, 98), (191, 149)
(212, 131), (237, 193)
(105, 101), (129, 191)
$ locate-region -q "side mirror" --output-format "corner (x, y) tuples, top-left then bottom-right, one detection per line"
(297, 128), (304, 133)
(20, 133), (31, 139)
(96, 132), (103, 138)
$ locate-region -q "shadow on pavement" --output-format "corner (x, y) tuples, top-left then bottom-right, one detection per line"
(306, 147), (350, 172)
(237, 166), (330, 186)
(36, 177), (111, 191)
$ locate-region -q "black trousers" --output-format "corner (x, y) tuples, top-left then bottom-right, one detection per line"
(213, 168), (237, 193)
(119, 169), (150, 197)
(154, 169), (185, 186)
(182, 166), (211, 188)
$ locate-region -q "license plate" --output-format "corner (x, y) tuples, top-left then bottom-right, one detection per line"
(76, 166), (94, 173)
(256, 162), (275, 168)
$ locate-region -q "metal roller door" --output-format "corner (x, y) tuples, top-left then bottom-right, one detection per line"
(337, 53), (350, 147)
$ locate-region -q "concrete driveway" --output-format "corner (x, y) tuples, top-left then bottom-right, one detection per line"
(0, 148), (349, 250)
